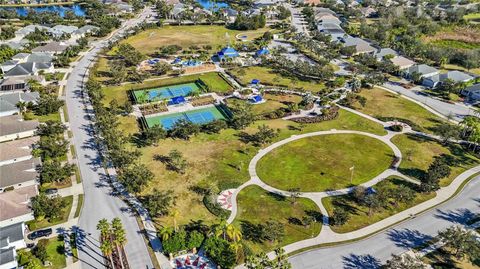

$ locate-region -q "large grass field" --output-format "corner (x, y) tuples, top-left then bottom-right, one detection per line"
(102, 72), (233, 105)
(119, 25), (269, 55)
(233, 185), (321, 253)
(256, 134), (394, 192)
(351, 87), (444, 133)
(139, 109), (386, 227)
(392, 134), (480, 187)
(229, 66), (327, 94)
(323, 176), (436, 233)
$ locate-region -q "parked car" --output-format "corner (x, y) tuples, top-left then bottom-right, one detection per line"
(45, 188), (58, 196)
(27, 228), (53, 240)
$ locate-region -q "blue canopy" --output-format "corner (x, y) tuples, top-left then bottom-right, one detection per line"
(255, 47), (270, 57)
(170, 96), (186, 105)
(251, 95), (263, 103)
(217, 47), (239, 60)
(251, 79), (260, 84)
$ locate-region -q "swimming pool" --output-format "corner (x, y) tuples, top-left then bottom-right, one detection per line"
(145, 106), (229, 129)
(132, 82), (201, 103)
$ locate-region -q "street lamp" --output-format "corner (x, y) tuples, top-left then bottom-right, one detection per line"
(349, 165), (355, 184)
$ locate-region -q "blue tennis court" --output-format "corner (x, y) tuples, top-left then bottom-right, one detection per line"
(133, 82), (200, 103)
(145, 106), (228, 129)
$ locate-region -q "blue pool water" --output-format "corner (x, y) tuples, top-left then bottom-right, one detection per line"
(2, 4), (86, 17)
(196, 0), (229, 11)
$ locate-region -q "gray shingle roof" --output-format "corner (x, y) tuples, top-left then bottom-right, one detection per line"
(0, 248), (15, 265)
(0, 222), (24, 243)
(407, 64), (439, 76)
(440, 70), (474, 82)
(0, 157), (41, 188)
(4, 63), (34, 77)
(0, 114), (39, 137)
(31, 41), (68, 53)
(26, 52), (54, 64)
(0, 136), (39, 163)
(0, 91), (40, 114)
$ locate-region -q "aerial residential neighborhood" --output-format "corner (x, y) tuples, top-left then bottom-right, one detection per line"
(0, 0), (479, 268)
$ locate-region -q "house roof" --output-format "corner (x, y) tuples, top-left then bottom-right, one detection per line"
(375, 48), (398, 59)
(0, 185), (38, 222)
(31, 41), (68, 53)
(0, 136), (39, 163)
(440, 70), (474, 82)
(26, 52), (54, 64)
(464, 83), (480, 93)
(317, 14), (341, 24)
(1, 60), (18, 67)
(390, 56), (415, 68)
(4, 62), (34, 77)
(0, 222), (24, 244)
(342, 37), (376, 53)
(0, 248), (15, 266)
(12, 53), (30, 61)
(50, 25), (78, 35)
(407, 64), (439, 76)
(313, 7), (336, 16)
(73, 25), (100, 35)
(15, 25), (50, 36)
(0, 76), (42, 87)
(0, 114), (39, 137)
(0, 157), (41, 188)
(0, 91), (40, 114)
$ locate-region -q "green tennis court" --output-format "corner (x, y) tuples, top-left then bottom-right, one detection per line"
(133, 82), (201, 103)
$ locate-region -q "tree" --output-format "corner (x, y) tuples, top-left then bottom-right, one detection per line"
(36, 121), (66, 136)
(438, 226), (480, 261)
(35, 136), (69, 160)
(263, 220), (284, 243)
(143, 189), (177, 217)
(35, 94), (64, 115)
(159, 226), (174, 241)
(252, 125), (279, 145)
(111, 218), (127, 268)
(153, 61), (172, 76)
(33, 239), (48, 262)
(331, 207), (349, 226)
(287, 188), (301, 205)
(364, 194), (384, 216)
(273, 248), (292, 269)
(118, 163), (154, 193)
(226, 224), (242, 242)
(203, 237), (237, 268)
(168, 119), (200, 140)
(385, 254), (425, 269)
(186, 230), (205, 250)
(40, 160), (75, 185)
(116, 43), (144, 67)
(352, 186), (367, 203)
(165, 149), (187, 174)
(389, 185), (415, 207)
(229, 102), (254, 129)
(143, 124), (167, 146)
(31, 193), (67, 220)
(435, 123), (460, 144)
(420, 157), (451, 192)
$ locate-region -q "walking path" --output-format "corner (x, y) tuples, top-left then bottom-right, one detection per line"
(226, 105), (480, 263)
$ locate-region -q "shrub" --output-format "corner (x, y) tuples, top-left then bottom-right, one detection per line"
(389, 124), (403, 132)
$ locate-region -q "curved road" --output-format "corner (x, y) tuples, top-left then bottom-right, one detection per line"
(66, 8), (156, 269)
(289, 175), (480, 268)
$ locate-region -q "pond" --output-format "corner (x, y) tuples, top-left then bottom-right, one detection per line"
(196, 0), (229, 11)
(1, 4), (86, 17)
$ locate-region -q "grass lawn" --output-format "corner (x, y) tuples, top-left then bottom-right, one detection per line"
(229, 66), (327, 94)
(464, 12), (480, 20)
(102, 72), (233, 105)
(392, 134), (480, 187)
(422, 247), (480, 269)
(430, 39), (480, 50)
(257, 134), (394, 192)
(233, 185), (321, 253)
(139, 108), (386, 228)
(74, 194), (84, 218)
(323, 176), (436, 233)
(226, 93), (302, 116)
(442, 63), (480, 76)
(17, 236), (66, 269)
(352, 87), (444, 133)
(26, 111), (62, 123)
(117, 115), (140, 136)
(119, 25), (269, 55)
(26, 196), (73, 231)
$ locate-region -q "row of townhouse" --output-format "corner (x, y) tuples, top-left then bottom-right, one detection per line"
(314, 7), (479, 99)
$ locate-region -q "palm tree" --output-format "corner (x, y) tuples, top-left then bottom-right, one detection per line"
(16, 101), (27, 116)
(170, 209), (179, 232)
(159, 226), (174, 241)
(112, 218), (127, 269)
(226, 224), (242, 242)
(100, 239), (114, 267)
(213, 219), (228, 240)
(96, 218), (111, 241)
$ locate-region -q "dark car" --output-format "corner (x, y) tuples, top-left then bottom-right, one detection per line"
(44, 188), (58, 196)
(28, 228), (53, 240)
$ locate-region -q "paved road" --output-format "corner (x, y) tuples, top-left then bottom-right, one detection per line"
(287, 3), (309, 35)
(289, 175), (480, 268)
(65, 8), (156, 269)
(382, 82), (478, 121)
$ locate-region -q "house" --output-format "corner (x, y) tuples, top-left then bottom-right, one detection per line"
(49, 25), (79, 38)
(116, 3), (134, 13)
(318, 23), (346, 41)
(0, 185), (38, 227)
(0, 76), (45, 92)
(14, 25), (50, 39)
(361, 7), (377, 17)
(31, 41), (68, 55)
(341, 36), (376, 55)
(254, 0), (281, 8)
(0, 115), (39, 142)
(423, 70), (475, 89)
(2, 52), (54, 75)
(220, 8), (238, 23)
(0, 60), (19, 74)
(0, 91), (40, 117)
(404, 64), (439, 80)
(0, 136), (39, 166)
(389, 56), (416, 70)
(0, 222), (28, 269)
(215, 47), (240, 61)
(3, 62), (54, 78)
(71, 25), (100, 39)
(295, 0), (321, 5)
(0, 157), (41, 191)
(316, 14), (341, 25)
(461, 83), (480, 102)
(374, 48), (398, 60)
